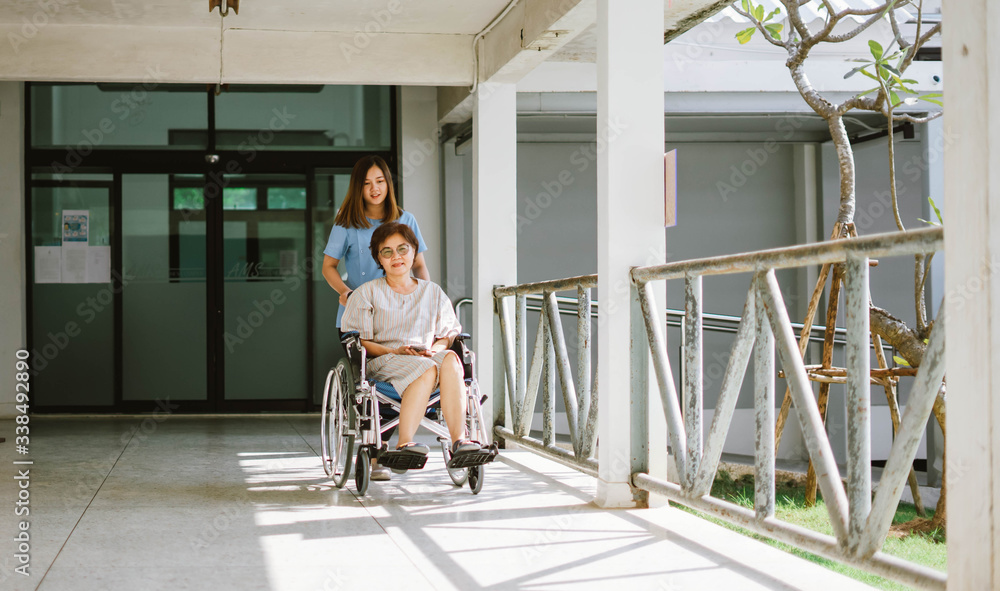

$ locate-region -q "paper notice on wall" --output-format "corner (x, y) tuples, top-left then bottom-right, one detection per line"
(34, 246), (62, 283)
(86, 246), (111, 283)
(61, 246), (87, 283)
(62, 210), (90, 244)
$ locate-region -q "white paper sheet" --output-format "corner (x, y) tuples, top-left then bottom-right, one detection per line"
(61, 246), (87, 283)
(34, 246), (62, 283)
(86, 246), (111, 283)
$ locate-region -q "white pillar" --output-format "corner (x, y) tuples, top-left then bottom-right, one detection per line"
(472, 82), (517, 435)
(943, 2), (1000, 589)
(0, 81), (26, 419)
(596, 0), (665, 508)
(399, 86), (443, 284)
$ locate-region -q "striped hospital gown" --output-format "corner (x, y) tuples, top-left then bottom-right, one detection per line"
(341, 278), (462, 396)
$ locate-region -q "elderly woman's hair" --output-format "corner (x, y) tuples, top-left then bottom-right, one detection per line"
(370, 222), (419, 272)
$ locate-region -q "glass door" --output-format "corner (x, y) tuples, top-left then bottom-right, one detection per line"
(218, 175), (309, 404)
(121, 174), (209, 406)
(29, 177), (115, 409)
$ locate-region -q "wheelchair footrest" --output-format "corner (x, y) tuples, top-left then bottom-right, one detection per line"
(377, 448), (428, 471)
(446, 443), (499, 469)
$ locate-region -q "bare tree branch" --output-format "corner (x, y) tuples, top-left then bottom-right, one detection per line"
(900, 22), (941, 71)
(826, 10), (893, 43)
(889, 8), (911, 51)
(782, 0), (812, 40)
(871, 306), (927, 367)
(838, 2), (905, 17)
(890, 110), (943, 123)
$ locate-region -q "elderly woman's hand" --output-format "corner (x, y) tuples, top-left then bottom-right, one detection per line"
(394, 345), (433, 357)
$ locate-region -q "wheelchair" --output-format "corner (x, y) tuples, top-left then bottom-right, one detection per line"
(320, 331), (498, 495)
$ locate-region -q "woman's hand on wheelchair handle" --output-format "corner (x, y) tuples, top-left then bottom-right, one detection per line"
(338, 290), (353, 307)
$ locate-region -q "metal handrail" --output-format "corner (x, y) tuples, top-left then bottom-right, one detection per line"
(458, 294), (864, 348)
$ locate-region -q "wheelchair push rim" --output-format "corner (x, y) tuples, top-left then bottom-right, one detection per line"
(322, 362), (355, 488)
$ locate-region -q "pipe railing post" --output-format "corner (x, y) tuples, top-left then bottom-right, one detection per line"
(683, 273), (704, 489)
(753, 277), (775, 521)
(844, 254), (872, 553)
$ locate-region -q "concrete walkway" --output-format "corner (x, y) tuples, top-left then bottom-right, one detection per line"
(0, 417), (875, 590)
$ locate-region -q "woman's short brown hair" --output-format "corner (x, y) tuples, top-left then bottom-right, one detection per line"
(334, 155), (401, 229)
(370, 222), (419, 273)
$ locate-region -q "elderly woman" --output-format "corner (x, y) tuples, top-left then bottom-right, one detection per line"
(341, 221), (480, 460)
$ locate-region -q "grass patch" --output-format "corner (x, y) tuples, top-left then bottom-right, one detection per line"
(673, 469), (945, 590)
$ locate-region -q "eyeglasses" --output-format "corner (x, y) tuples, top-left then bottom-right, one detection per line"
(378, 244), (411, 259)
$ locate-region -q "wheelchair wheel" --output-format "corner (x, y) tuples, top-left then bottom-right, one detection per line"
(355, 447), (370, 495)
(332, 364), (356, 487)
(441, 440), (469, 487)
(468, 465), (483, 495)
(321, 362), (355, 487)
(320, 369), (336, 476)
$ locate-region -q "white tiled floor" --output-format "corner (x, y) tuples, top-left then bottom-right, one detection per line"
(0, 417), (875, 590)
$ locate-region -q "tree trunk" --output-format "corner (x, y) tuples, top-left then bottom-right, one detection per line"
(826, 115), (857, 225)
(870, 306), (927, 367)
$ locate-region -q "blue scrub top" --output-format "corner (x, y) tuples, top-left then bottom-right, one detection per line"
(324, 210), (427, 327)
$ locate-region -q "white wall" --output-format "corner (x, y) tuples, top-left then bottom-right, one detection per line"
(0, 81), (26, 418)
(440, 112), (942, 467)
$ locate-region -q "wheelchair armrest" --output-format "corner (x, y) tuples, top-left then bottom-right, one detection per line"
(449, 333), (474, 380)
(340, 330), (365, 373)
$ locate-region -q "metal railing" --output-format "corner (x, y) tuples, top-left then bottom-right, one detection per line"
(491, 275), (600, 476)
(630, 227), (945, 590)
(489, 227), (946, 590)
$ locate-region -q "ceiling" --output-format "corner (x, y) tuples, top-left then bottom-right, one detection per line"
(0, 0), (512, 33)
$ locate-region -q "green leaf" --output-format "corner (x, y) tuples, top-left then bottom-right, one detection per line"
(889, 90), (900, 106)
(765, 7), (781, 21)
(859, 69), (881, 82)
(765, 23), (783, 40)
(754, 5), (764, 21)
(869, 40), (884, 60)
(919, 95), (944, 106)
(928, 196), (944, 225)
(741, 0), (750, 12)
(893, 355), (910, 367)
(844, 65), (868, 79)
(917, 218), (940, 226)
(857, 87), (880, 97)
(736, 27), (756, 44)
(883, 63), (902, 76)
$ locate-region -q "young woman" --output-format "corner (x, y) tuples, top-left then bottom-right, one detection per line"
(322, 155), (429, 331)
(322, 155), (429, 481)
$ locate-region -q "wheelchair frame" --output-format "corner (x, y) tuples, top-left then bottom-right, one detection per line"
(321, 331), (497, 495)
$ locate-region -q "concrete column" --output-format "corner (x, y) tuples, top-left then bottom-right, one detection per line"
(398, 86), (443, 284)
(596, 0), (665, 508)
(943, 2), (1000, 588)
(922, 117), (945, 488)
(472, 82), (517, 436)
(793, 144), (820, 324)
(0, 81), (26, 419)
